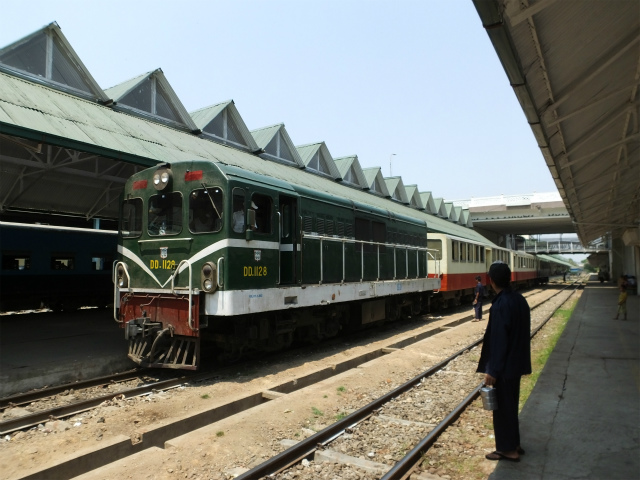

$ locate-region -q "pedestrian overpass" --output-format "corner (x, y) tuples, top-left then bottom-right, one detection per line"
(453, 192), (610, 254)
(522, 237), (609, 255)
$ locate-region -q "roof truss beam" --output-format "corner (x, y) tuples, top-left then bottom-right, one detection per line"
(542, 31), (640, 116)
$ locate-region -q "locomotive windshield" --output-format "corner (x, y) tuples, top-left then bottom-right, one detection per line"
(189, 187), (223, 233)
(148, 192), (182, 236)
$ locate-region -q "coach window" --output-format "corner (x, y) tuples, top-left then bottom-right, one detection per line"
(148, 192), (182, 236)
(427, 239), (442, 260)
(2, 254), (30, 270)
(250, 193), (272, 234)
(120, 198), (142, 238)
(51, 255), (74, 270)
(92, 256), (112, 271)
(451, 240), (458, 261)
(189, 187), (223, 234)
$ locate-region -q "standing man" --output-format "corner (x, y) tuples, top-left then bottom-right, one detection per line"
(472, 275), (485, 322)
(477, 261), (531, 462)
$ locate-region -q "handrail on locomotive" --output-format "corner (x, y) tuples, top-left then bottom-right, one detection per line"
(301, 232), (432, 284)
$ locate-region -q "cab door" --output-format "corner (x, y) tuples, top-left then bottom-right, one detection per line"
(279, 195), (299, 285)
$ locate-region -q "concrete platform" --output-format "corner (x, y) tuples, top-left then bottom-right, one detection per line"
(490, 278), (639, 479)
(0, 308), (133, 397)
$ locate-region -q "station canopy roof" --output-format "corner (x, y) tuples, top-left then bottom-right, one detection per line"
(0, 21), (486, 241)
(473, 0), (639, 244)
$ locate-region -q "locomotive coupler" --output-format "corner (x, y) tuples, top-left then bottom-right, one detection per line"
(125, 317), (163, 340)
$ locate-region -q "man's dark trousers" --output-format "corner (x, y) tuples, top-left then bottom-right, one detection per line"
(493, 376), (521, 452)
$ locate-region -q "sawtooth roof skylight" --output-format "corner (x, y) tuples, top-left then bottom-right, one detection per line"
(385, 177), (409, 204)
(420, 192), (437, 215)
(0, 22), (108, 102)
(105, 69), (198, 132)
(251, 124), (305, 168)
(334, 155), (368, 189)
(191, 100), (258, 152)
(404, 185), (424, 210)
(296, 142), (341, 179)
(362, 167), (390, 197)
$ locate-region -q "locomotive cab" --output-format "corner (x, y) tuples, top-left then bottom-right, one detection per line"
(115, 162), (227, 369)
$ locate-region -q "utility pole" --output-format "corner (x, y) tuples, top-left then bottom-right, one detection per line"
(389, 153), (396, 176)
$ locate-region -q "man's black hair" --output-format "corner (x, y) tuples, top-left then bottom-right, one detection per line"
(489, 262), (511, 288)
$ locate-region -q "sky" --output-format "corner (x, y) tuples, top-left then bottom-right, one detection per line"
(0, 0), (559, 203)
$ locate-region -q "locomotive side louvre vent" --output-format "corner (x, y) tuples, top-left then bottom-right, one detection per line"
(326, 219), (334, 236)
(337, 221), (345, 237)
(317, 217), (325, 235)
(303, 216), (312, 233)
(346, 223), (354, 238)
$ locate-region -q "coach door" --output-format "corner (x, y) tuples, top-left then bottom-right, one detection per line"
(279, 195), (299, 285)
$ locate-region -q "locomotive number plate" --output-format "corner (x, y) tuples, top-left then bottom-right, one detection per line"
(150, 259), (176, 270)
(244, 266), (268, 276)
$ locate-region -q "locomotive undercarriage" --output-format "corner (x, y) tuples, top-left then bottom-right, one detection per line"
(206, 294), (427, 362)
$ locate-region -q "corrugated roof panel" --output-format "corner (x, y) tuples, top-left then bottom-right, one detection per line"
(0, 70), (490, 244)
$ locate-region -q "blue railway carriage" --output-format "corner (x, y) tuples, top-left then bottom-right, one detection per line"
(0, 222), (117, 312)
(115, 161), (440, 369)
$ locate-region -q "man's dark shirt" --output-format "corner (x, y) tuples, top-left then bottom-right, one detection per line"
(477, 287), (532, 380)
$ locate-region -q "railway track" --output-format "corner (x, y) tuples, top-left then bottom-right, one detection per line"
(0, 369), (217, 436)
(1, 282), (577, 480)
(0, 285), (551, 437)
(235, 283), (580, 479)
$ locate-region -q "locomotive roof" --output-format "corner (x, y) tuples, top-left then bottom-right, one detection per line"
(174, 153), (492, 242)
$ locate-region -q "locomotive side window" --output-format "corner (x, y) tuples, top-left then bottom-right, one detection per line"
(2, 254), (30, 270)
(452, 240), (459, 261)
(148, 192), (182, 236)
(250, 193), (272, 234)
(282, 205), (291, 238)
(120, 198), (142, 238)
(189, 187), (223, 234)
(232, 188), (246, 233)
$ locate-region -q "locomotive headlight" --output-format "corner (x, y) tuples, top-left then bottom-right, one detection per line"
(201, 262), (217, 293)
(152, 167), (173, 191)
(117, 264), (128, 288)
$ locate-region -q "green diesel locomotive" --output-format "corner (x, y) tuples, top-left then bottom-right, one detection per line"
(115, 159), (440, 369)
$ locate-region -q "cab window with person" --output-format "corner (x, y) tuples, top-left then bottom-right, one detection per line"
(189, 187), (222, 233)
(249, 193), (272, 234)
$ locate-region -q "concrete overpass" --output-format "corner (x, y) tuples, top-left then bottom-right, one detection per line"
(452, 192), (609, 254)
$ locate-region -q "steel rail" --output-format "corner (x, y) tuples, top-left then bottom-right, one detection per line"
(0, 369), (142, 410)
(0, 370), (217, 435)
(381, 283), (581, 480)
(236, 282), (581, 479)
